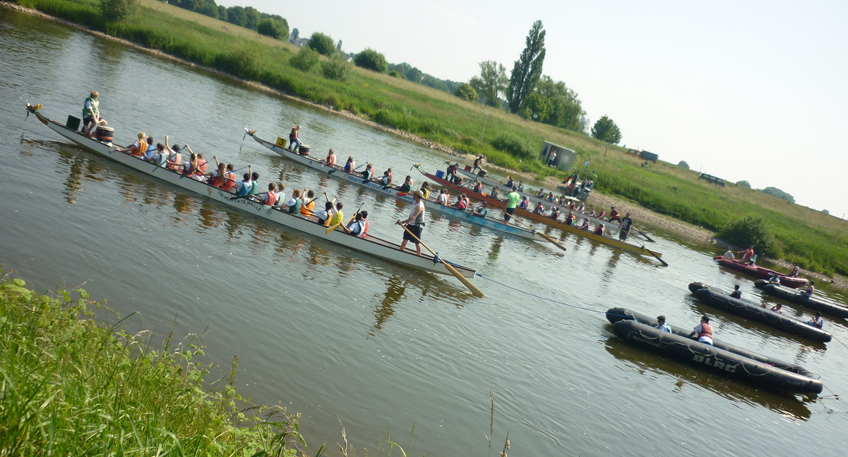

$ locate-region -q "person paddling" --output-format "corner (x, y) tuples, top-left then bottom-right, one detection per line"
(118, 132), (147, 157)
(397, 190), (426, 256)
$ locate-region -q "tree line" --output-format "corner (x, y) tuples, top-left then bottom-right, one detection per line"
(455, 21), (622, 144)
(162, 0), (290, 40)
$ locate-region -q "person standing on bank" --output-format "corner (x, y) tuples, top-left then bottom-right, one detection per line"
(288, 125), (301, 152)
(397, 190), (426, 256)
(618, 212), (633, 242)
(82, 90), (106, 137)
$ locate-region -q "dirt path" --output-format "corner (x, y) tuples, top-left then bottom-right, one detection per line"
(6, 2), (844, 291)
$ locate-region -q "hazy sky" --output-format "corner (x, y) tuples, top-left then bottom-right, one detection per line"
(221, 0), (848, 218)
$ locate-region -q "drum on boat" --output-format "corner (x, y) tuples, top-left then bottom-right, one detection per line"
(298, 144), (310, 154)
(96, 126), (114, 142)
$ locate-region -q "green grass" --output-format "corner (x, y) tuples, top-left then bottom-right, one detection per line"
(0, 272), (309, 455)
(11, 0), (848, 276)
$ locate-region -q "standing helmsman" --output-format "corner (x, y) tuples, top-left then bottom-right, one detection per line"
(82, 90), (106, 137)
(618, 212), (633, 242)
(397, 190), (426, 256)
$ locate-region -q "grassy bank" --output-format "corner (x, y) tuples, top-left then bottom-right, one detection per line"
(0, 272), (307, 455)
(7, 0), (848, 276)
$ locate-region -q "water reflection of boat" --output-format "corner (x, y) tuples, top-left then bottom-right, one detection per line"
(28, 106), (476, 280)
(604, 336), (813, 421)
(606, 308), (823, 395)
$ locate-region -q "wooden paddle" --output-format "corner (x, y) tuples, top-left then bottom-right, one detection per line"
(325, 203), (365, 234)
(511, 217), (568, 252)
(641, 244), (668, 267)
(399, 224), (485, 298)
(636, 228), (655, 242)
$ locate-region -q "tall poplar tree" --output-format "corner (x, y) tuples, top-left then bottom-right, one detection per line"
(506, 21), (546, 114)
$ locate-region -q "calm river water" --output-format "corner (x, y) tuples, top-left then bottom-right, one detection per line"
(2, 8), (848, 456)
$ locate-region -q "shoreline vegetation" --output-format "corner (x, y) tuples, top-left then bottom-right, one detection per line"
(0, 272), (309, 455)
(4, 0), (847, 288)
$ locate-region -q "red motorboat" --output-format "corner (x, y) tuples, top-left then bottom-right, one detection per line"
(713, 256), (808, 288)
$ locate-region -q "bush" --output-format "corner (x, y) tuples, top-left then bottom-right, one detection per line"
(353, 48), (388, 72)
(214, 46), (262, 80)
(736, 180), (751, 188)
(256, 18), (288, 40)
(716, 215), (780, 257)
(489, 134), (534, 160)
(678, 160), (689, 169)
(388, 70), (405, 79)
(321, 55), (350, 81)
(289, 46), (319, 72)
(454, 83), (478, 101)
(100, 0), (138, 23)
(308, 32), (336, 56)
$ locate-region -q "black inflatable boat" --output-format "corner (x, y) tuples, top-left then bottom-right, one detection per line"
(688, 283), (832, 342)
(606, 308), (823, 394)
(754, 280), (848, 318)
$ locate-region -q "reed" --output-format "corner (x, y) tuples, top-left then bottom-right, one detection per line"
(0, 272), (306, 455)
(11, 0), (848, 276)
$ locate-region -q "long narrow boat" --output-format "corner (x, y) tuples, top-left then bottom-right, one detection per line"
(754, 280), (848, 318)
(27, 105), (476, 279)
(420, 168), (663, 259)
(606, 308), (823, 394)
(246, 131), (548, 244)
(688, 283), (831, 342)
(713, 256), (808, 288)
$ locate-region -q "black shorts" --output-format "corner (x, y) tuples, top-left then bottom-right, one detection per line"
(619, 231), (629, 242)
(403, 224), (423, 243)
(83, 115), (95, 126)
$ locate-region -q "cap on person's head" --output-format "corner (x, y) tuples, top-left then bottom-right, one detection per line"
(701, 315), (710, 323)
(413, 190), (425, 199)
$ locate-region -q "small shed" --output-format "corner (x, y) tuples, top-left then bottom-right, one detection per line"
(539, 142), (576, 172)
(640, 150), (659, 163)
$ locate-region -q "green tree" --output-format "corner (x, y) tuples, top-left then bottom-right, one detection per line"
(534, 76), (584, 131)
(354, 48), (388, 72)
(290, 28), (299, 41)
(321, 55), (350, 81)
(257, 17), (288, 40)
(716, 215), (780, 257)
(678, 161), (690, 169)
(519, 92), (549, 121)
(506, 20), (546, 114)
(100, 0), (138, 22)
(737, 180), (751, 188)
(197, 0), (218, 18)
(470, 60), (508, 108)
(406, 67), (423, 83)
(217, 5), (227, 22)
(388, 70), (405, 79)
(308, 32), (336, 56)
(244, 7), (261, 30)
(591, 115), (622, 144)
(760, 186), (794, 203)
(454, 83), (478, 101)
(226, 6), (246, 27)
(289, 46), (320, 71)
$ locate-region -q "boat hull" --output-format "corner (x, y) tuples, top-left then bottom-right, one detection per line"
(754, 280), (848, 318)
(608, 317), (822, 394)
(248, 134), (544, 242)
(688, 283), (831, 342)
(713, 256), (807, 288)
(31, 109), (476, 279)
(425, 171), (662, 258)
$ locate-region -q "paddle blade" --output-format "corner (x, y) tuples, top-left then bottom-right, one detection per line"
(441, 261), (485, 297)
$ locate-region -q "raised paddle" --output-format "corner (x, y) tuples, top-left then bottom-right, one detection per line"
(511, 217), (568, 253)
(641, 244), (668, 267)
(398, 224), (485, 298)
(325, 203), (365, 234)
(636, 228), (655, 243)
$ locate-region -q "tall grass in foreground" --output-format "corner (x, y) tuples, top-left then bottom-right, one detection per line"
(0, 272), (306, 456)
(10, 0), (848, 275)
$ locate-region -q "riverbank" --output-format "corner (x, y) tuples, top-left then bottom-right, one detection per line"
(0, 272), (306, 454)
(4, 0), (847, 283)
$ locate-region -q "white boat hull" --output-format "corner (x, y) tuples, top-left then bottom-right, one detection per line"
(32, 110), (477, 279)
(249, 133), (544, 242)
